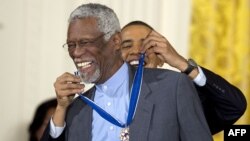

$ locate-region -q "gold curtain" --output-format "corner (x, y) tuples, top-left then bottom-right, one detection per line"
(189, 0), (250, 140)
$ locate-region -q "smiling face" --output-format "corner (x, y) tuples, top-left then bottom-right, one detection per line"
(67, 17), (123, 84)
(121, 25), (162, 68)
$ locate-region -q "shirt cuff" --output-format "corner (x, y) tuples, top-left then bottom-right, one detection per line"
(49, 118), (66, 138)
(193, 66), (206, 86)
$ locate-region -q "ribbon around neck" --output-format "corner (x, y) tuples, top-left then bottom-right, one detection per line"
(78, 53), (145, 128)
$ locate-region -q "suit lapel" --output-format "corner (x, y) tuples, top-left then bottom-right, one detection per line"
(129, 66), (154, 141)
(67, 88), (96, 141)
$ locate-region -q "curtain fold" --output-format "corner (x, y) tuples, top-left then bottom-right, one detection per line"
(189, 0), (250, 140)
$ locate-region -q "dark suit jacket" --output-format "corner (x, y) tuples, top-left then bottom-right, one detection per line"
(41, 66), (213, 141)
(197, 67), (247, 134)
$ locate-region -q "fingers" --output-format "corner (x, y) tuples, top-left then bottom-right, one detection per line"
(141, 30), (167, 53)
(56, 72), (81, 85)
(141, 30), (170, 59)
(54, 72), (84, 97)
(140, 30), (187, 69)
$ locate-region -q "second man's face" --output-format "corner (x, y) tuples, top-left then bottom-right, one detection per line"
(121, 25), (162, 68)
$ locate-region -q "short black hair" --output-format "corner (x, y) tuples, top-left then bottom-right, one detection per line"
(122, 20), (154, 31)
(28, 98), (57, 141)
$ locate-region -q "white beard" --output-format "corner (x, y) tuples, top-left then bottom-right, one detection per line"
(80, 67), (100, 84)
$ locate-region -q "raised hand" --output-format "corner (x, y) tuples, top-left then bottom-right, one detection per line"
(52, 72), (84, 126)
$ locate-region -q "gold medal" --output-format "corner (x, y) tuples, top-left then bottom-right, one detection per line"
(120, 127), (129, 141)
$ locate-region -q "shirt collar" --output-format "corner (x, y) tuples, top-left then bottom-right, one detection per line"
(95, 63), (129, 96)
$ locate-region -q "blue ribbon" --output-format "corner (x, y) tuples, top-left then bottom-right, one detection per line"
(78, 54), (145, 128)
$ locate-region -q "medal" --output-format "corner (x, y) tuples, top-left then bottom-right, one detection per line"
(120, 127), (129, 141)
(77, 54), (145, 141)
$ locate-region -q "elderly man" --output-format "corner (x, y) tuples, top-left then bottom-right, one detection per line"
(41, 3), (213, 141)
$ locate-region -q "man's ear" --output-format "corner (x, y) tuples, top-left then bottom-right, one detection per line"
(112, 32), (122, 50)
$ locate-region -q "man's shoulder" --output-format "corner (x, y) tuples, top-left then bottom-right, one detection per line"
(142, 68), (192, 86)
(65, 87), (95, 120)
(144, 68), (184, 78)
(69, 87), (95, 108)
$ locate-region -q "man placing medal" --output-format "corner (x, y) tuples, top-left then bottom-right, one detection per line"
(41, 3), (213, 141)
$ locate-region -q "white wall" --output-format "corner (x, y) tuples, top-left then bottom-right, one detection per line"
(0, 0), (191, 140)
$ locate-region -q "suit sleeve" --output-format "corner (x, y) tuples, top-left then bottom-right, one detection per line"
(176, 74), (213, 141)
(196, 67), (247, 134)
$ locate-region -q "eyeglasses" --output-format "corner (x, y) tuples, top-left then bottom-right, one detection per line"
(62, 33), (106, 52)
